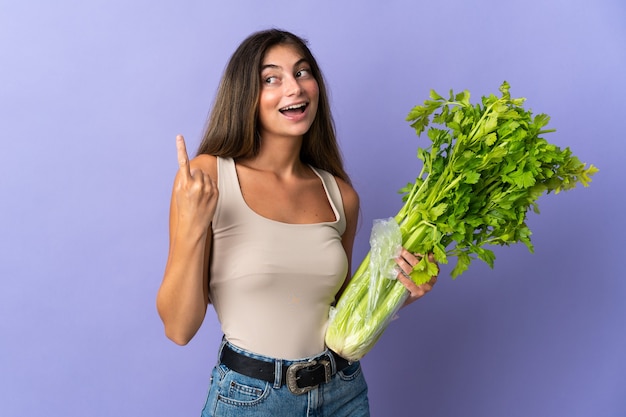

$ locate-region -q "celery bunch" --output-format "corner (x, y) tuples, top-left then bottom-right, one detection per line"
(325, 81), (597, 361)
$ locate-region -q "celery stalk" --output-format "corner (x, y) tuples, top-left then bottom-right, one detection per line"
(325, 82), (597, 361)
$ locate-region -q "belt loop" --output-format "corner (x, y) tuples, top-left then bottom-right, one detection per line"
(217, 336), (228, 362)
(273, 359), (282, 388)
(327, 349), (337, 374)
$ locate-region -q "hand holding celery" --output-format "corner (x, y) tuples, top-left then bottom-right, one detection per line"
(325, 81), (598, 361)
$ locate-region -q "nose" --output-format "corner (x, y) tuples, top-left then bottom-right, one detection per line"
(283, 75), (302, 96)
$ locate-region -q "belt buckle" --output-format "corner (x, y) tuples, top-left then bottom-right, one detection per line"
(285, 359), (331, 395)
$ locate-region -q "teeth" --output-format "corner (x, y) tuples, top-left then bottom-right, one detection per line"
(281, 103), (306, 111)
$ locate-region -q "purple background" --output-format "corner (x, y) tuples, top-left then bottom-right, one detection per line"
(1, 1), (624, 416)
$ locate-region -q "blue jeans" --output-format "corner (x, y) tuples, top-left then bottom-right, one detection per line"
(201, 339), (370, 417)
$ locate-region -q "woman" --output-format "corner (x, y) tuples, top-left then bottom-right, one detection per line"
(157, 28), (437, 417)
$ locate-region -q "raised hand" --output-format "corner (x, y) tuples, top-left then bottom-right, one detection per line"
(174, 134), (218, 229)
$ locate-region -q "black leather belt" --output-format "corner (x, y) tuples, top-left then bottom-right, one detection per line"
(220, 344), (352, 395)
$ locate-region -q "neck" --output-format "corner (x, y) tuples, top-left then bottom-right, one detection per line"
(241, 134), (306, 177)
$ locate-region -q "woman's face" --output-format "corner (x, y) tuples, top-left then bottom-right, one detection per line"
(257, 44), (319, 142)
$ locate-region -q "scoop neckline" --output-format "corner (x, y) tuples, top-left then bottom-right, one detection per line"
(231, 159), (341, 227)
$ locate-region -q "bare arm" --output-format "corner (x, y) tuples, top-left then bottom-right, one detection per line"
(156, 135), (218, 345)
(335, 178), (360, 302)
(334, 178), (437, 307)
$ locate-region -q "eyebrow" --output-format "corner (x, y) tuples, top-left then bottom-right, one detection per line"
(261, 58), (309, 72)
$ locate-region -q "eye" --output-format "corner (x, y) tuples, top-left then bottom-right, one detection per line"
(264, 75), (279, 85)
(296, 68), (312, 78)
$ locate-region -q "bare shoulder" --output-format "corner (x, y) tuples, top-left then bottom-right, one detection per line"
(335, 177), (360, 217)
(190, 154), (218, 180)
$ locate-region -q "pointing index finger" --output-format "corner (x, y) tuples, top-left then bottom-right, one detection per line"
(176, 134), (192, 179)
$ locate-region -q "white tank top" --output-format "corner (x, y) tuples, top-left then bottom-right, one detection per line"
(209, 157), (348, 359)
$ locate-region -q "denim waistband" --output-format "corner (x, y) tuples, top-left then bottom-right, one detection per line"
(217, 336), (351, 390)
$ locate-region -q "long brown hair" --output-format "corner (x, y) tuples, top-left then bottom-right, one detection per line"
(196, 29), (351, 184)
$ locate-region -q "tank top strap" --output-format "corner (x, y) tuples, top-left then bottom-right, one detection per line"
(213, 156), (245, 228)
(309, 166), (346, 235)
(216, 156), (238, 192)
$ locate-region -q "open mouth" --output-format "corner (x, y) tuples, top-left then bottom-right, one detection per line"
(279, 102), (308, 116)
